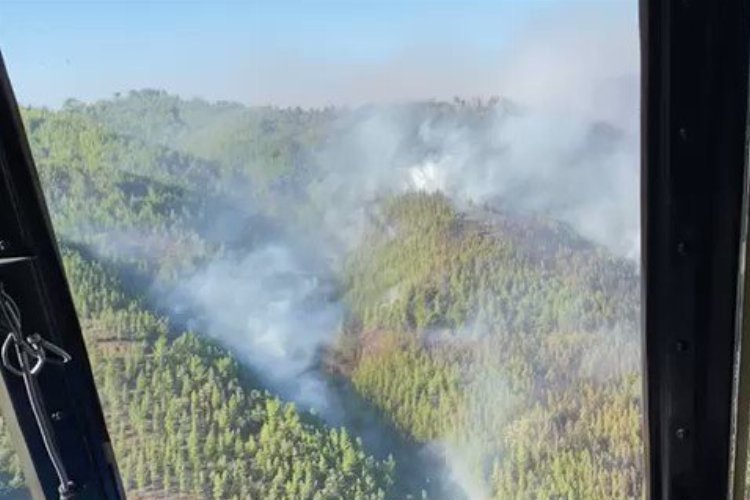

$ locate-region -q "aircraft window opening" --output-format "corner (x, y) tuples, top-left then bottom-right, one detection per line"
(0, 2), (712, 499)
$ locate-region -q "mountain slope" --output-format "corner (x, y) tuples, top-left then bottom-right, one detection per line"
(0, 95), (643, 499)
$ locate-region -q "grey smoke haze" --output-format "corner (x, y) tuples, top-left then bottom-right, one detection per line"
(295, 6), (640, 259)
(173, 244), (343, 414)
(310, 102), (639, 258)
(149, 9), (639, 500)
(13, 3), (640, 498)
(233, 5), (638, 116)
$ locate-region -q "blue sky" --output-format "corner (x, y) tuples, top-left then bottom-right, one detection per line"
(0, 1), (637, 108)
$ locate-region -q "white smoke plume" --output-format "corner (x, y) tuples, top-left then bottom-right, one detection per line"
(171, 244), (343, 415)
(310, 103), (639, 258)
(135, 6), (640, 499)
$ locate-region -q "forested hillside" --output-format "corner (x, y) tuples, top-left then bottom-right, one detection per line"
(339, 192), (641, 498)
(0, 92), (643, 499)
(69, 247), (394, 499)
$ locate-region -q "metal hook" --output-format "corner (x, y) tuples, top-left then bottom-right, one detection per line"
(0, 286), (75, 499)
(32, 336), (71, 366)
(1, 334), (45, 376)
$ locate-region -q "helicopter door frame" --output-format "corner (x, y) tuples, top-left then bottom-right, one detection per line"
(641, 0), (750, 498)
(0, 54), (125, 500)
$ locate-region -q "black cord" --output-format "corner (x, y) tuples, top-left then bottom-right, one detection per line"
(0, 284), (75, 499)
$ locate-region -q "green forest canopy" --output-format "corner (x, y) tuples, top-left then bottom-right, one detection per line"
(0, 93), (644, 499)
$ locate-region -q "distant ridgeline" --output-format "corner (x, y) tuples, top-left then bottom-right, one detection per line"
(0, 92), (643, 499)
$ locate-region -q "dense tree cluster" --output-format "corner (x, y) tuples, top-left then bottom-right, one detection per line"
(0, 248), (395, 499)
(342, 192), (643, 499)
(77, 250), (395, 499)
(0, 93), (650, 499)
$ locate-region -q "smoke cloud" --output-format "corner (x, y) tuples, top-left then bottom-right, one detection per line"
(170, 243), (343, 415)
(309, 102), (638, 258)
(102, 6), (640, 499)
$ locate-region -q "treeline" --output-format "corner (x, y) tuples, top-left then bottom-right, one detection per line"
(71, 247), (395, 499)
(0, 248), (395, 499)
(341, 192), (643, 499)
(0, 93), (648, 499)
(0, 102), (400, 498)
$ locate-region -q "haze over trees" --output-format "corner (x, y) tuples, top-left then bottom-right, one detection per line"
(0, 91), (642, 499)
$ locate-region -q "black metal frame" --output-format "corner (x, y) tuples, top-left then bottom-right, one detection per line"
(0, 54), (124, 499)
(641, 0), (750, 498)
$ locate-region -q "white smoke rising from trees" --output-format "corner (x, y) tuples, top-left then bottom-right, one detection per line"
(171, 244), (343, 414)
(166, 7), (639, 499)
(310, 103), (638, 258)
(297, 5), (640, 259)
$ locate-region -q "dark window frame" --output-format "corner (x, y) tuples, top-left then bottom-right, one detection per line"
(641, 0), (750, 498)
(0, 54), (124, 500)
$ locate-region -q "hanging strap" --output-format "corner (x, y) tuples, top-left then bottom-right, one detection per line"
(0, 284), (75, 499)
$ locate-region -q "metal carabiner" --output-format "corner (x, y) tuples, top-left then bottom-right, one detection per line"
(1, 333), (44, 377)
(27, 334), (71, 366)
(0, 286), (76, 500)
